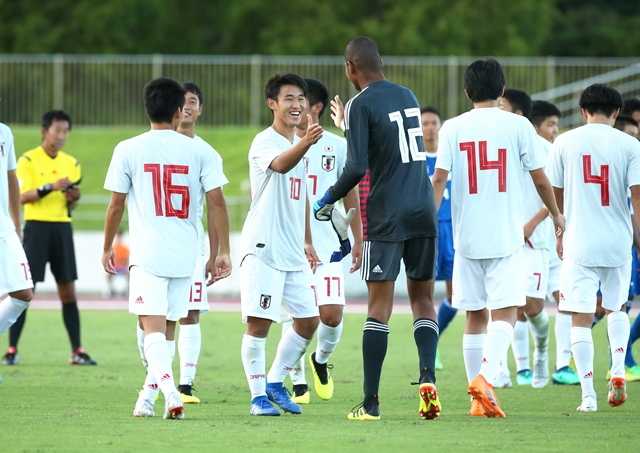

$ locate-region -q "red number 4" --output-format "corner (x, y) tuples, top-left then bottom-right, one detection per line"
(460, 141), (507, 194)
(583, 155), (609, 206)
(144, 164), (191, 218)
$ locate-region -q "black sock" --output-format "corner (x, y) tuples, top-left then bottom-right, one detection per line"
(362, 317), (389, 410)
(9, 309), (27, 349)
(414, 318), (439, 384)
(62, 302), (81, 351)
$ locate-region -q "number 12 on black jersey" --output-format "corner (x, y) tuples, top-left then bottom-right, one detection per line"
(388, 108), (426, 163)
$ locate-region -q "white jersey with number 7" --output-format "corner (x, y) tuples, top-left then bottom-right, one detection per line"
(435, 108), (546, 259)
(547, 124), (640, 267)
(104, 129), (227, 278)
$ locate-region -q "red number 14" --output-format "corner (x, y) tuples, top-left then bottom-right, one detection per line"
(460, 141), (507, 194)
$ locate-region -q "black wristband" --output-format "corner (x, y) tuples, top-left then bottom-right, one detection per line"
(37, 183), (53, 198)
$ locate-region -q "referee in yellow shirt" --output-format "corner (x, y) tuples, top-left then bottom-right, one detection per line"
(3, 111), (97, 366)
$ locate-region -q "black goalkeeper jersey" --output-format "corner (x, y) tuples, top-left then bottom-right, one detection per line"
(330, 80), (438, 242)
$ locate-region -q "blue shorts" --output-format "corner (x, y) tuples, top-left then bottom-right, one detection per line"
(436, 221), (455, 281)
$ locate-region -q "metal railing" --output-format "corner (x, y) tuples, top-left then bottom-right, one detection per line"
(2, 54), (640, 128)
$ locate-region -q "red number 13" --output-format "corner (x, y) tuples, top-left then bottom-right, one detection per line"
(460, 141), (507, 194)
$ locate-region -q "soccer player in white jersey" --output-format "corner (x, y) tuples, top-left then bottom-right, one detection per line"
(432, 59), (565, 417)
(240, 72), (323, 416)
(281, 78), (362, 404)
(0, 120), (34, 379)
(548, 83), (640, 412)
(102, 78), (231, 420)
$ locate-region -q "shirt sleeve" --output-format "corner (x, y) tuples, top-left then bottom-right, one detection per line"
(547, 140), (564, 189)
(5, 129), (17, 172)
(435, 121), (453, 172)
(330, 98), (370, 200)
(627, 140), (640, 188)
(16, 156), (33, 194)
(104, 144), (131, 193)
(249, 134), (281, 175)
(520, 120), (547, 171)
(200, 148), (229, 193)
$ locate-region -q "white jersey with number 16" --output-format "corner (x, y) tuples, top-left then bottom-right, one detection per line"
(104, 129), (227, 278)
(435, 108), (547, 260)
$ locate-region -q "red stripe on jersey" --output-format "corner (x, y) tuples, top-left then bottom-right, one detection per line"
(359, 169), (371, 240)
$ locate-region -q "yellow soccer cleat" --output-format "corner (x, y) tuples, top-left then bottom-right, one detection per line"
(419, 383), (442, 420)
(177, 384), (200, 404)
(290, 384), (310, 405)
(309, 352), (334, 400)
(348, 402), (380, 421)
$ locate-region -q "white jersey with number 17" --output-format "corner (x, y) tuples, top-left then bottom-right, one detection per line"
(435, 108), (547, 259)
(547, 124), (640, 267)
(104, 129), (227, 278)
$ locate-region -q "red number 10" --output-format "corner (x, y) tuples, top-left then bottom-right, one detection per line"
(290, 177), (302, 200)
(460, 141), (507, 194)
(144, 163), (191, 218)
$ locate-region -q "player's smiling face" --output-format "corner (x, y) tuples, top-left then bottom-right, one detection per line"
(271, 85), (306, 128)
(182, 91), (202, 126)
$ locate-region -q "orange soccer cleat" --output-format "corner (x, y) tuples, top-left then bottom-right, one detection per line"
(469, 398), (485, 416)
(608, 377), (627, 408)
(468, 374), (505, 418)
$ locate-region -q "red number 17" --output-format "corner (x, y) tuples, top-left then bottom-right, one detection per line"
(460, 141), (507, 194)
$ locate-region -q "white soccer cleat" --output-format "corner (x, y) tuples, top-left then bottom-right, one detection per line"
(576, 397), (597, 412)
(133, 400), (155, 417)
(493, 371), (513, 389)
(532, 349), (550, 388)
(163, 392), (185, 420)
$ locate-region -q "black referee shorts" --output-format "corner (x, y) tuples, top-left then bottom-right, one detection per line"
(23, 221), (78, 283)
(360, 237), (437, 282)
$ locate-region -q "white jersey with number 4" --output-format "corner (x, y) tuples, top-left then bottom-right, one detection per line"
(548, 124), (640, 267)
(522, 135), (553, 250)
(304, 131), (347, 263)
(241, 127), (308, 272)
(0, 123), (18, 239)
(104, 129), (227, 278)
(436, 108), (546, 259)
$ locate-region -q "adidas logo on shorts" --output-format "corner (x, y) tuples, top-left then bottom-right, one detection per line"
(135, 296), (144, 304)
(372, 265), (383, 273)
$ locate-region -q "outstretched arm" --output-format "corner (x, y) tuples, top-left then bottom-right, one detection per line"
(269, 115), (323, 174)
(206, 187), (231, 283)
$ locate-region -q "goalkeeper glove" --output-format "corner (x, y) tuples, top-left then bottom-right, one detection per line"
(313, 186), (338, 221)
(329, 207), (356, 262)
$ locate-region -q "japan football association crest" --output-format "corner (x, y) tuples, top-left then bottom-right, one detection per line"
(322, 154), (335, 172)
(260, 294), (271, 310)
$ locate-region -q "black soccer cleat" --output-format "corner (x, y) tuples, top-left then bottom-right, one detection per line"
(2, 347), (19, 365)
(69, 347), (97, 365)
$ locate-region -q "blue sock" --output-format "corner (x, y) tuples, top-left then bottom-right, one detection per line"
(592, 315), (603, 328)
(630, 314), (640, 346)
(437, 298), (457, 334)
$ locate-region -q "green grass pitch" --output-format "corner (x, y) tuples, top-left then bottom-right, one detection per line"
(1, 309), (639, 452)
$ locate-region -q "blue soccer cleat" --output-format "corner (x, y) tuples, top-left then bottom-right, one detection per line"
(250, 396), (281, 416)
(265, 382), (302, 414)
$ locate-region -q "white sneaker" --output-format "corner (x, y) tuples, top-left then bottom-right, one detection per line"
(163, 392), (185, 420)
(532, 349), (549, 388)
(576, 397), (597, 412)
(493, 371), (513, 389)
(133, 400), (155, 417)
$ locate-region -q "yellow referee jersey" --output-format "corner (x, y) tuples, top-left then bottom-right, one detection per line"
(16, 146), (81, 222)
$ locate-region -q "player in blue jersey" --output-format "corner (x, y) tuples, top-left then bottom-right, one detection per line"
(422, 106), (456, 370)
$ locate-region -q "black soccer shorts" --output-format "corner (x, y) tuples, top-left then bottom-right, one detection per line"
(23, 221), (78, 283)
(360, 237), (437, 282)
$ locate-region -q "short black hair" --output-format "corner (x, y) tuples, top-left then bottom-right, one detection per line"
(614, 115), (639, 132)
(502, 89), (532, 118)
(579, 83), (623, 117)
(420, 105), (441, 119)
(464, 58), (505, 103)
(264, 72), (308, 105)
(530, 100), (562, 127)
(345, 37), (383, 74)
(143, 77), (186, 124)
(180, 81), (203, 105)
(42, 110), (72, 131)
(304, 79), (330, 118)
(622, 98), (640, 116)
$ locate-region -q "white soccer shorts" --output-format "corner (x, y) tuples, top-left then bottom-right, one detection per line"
(240, 254), (319, 323)
(186, 255), (209, 314)
(313, 262), (346, 307)
(452, 248), (526, 311)
(547, 249), (562, 300)
(523, 246), (549, 299)
(558, 258), (631, 314)
(128, 266), (191, 321)
(0, 232), (34, 295)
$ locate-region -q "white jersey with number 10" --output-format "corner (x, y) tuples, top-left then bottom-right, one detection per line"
(435, 108), (547, 259)
(104, 129), (227, 278)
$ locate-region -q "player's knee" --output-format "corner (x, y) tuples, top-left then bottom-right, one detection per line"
(11, 288), (33, 303)
(180, 310), (199, 325)
(321, 313), (342, 328)
(293, 316), (319, 339)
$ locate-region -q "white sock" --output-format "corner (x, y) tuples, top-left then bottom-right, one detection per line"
(267, 326), (310, 384)
(480, 321), (514, 385)
(316, 320), (343, 364)
(140, 370), (159, 403)
(0, 296), (29, 337)
(462, 334), (486, 384)
(178, 323), (201, 386)
(512, 320), (530, 372)
(607, 311), (631, 379)
(282, 321), (306, 385)
(241, 334), (267, 399)
(555, 313), (573, 369)
(571, 327), (595, 400)
(136, 323), (147, 368)
(167, 340), (175, 361)
(526, 310), (550, 355)
(144, 332), (178, 398)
